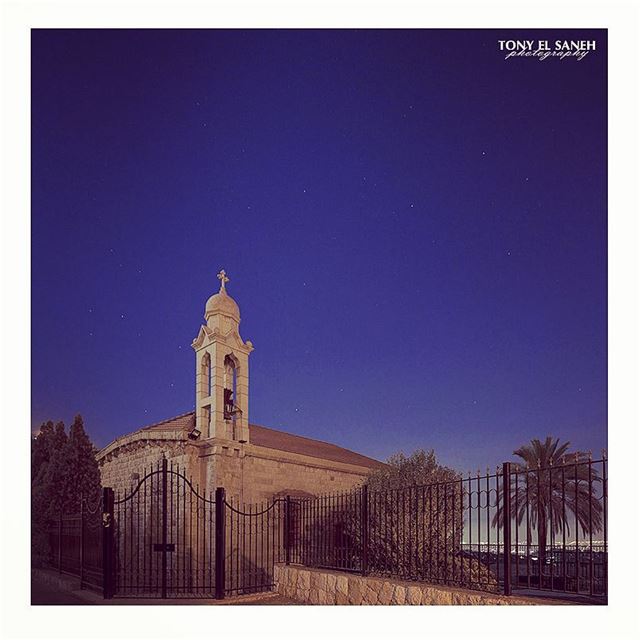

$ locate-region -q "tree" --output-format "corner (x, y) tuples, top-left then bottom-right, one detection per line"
(31, 415), (103, 567)
(293, 449), (498, 591)
(31, 420), (54, 482)
(31, 421), (68, 566)
(492, 437), (603, 565)
(62, 415), (102, 512)
(366, 449), (460, 491)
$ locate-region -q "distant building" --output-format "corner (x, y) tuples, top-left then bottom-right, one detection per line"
(97, 271), (383, 502)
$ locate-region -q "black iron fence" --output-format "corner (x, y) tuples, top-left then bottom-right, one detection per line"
(285, 455), (607, 599)
(224, 491), (285, 596)
(106, 460), (283, 599)
(43, 454), (606, 601)
(44, 494), (103, 592)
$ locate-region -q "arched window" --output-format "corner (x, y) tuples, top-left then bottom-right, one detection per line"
(201, 352), (212, 397)
(223, 354), (239, 436)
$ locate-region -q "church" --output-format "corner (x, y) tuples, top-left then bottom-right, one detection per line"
(97, 271), (383, 503)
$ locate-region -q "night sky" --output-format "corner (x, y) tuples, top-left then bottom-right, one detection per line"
(31, 29), (607, 472)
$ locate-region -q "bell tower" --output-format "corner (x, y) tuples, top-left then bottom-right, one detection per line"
(191, 270), (253, 442)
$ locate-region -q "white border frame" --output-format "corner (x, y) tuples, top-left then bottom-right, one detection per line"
(2, 2), (638, 639)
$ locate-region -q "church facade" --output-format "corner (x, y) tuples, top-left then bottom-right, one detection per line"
(97, 271), (383, 503)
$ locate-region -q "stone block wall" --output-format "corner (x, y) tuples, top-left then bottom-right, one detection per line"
(98, 437), (202, 495)
(274, 564), (569, 605)
(98, 434), (372, 504)
(210, 444), (369, 504)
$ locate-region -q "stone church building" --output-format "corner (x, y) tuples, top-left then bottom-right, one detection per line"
(97, 271), (383, 502)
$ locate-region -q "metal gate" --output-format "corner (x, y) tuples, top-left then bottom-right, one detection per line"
(103, 457), (284, 599)
(107, 458), (217, 598)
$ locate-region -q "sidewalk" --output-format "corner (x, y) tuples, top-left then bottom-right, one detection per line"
(31, 569), (300, 605)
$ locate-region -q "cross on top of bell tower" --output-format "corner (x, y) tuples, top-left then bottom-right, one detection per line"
(217, 269), (229, 291)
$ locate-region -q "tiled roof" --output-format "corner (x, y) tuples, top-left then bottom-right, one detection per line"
(139, 411), (383, 470)
(249, 423), (384, 470)
(139, 411), (196, 433)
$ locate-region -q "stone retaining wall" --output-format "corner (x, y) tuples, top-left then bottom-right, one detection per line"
(274, 564), (569, 605)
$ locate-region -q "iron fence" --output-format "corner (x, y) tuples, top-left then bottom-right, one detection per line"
(224, 492), (285, 596)
(286, 455), (607, 599)
(105, 460), (283, 599)
(45, 493), (103, 592)
(43, 454), (606, 601)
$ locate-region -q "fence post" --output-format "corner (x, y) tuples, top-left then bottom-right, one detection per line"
(57, 512), (62, 574)
(79, 492), (84, 588)
(161, 457), (168, 599)
(102, 487), (114, 599)
(215, 487), (226, 600)
(502, 462), (512, 596)
(284, 495), (291, 566)
(361, 485), (369, 576)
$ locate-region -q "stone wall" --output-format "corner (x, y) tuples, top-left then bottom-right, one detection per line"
(99, 434), (371, 502)
(209, 442), (369, 503)
(274, 564), (570, 605)
(98, 437), (203, 495)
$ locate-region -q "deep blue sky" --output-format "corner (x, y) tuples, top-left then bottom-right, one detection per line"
(31, 29), (607, 472)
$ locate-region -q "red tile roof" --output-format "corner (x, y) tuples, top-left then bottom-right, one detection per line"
(139, 411), (196, 433)
(139, 411), (383, 470)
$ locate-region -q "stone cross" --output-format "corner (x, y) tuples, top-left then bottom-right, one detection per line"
(217, 269), (229, 291)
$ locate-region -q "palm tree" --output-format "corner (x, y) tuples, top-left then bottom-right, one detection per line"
(492, 437), (603, 566)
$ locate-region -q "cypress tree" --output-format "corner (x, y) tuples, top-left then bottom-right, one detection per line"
(31, 420), (54, 483)
(62, 414), (102, 512)
(31, 421), (68, 566)
(31, 416), (102, 567)
(44, 421), (69, 516)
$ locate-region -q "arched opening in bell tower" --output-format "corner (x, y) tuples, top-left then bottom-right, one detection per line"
(223, 353), (239, 439)
(200, 352), (212, 397)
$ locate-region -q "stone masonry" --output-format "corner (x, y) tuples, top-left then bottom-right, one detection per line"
(274, 564), (571, 605)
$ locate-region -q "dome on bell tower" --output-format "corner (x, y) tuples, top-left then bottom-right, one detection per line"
(204, 270), (240, 323)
